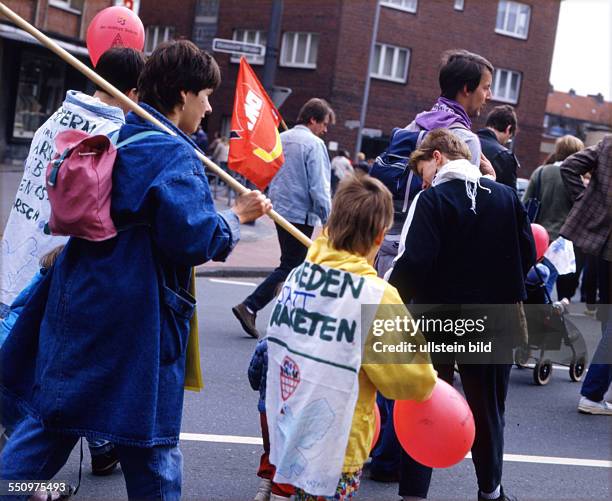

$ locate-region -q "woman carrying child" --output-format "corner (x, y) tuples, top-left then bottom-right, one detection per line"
(388, 129), (535, 501)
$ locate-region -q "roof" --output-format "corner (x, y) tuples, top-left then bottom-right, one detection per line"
(546, 91), (612, 126)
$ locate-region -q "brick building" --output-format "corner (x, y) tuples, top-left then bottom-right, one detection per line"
(0, 0), (141, 162)
(185, 0), (561, 177)
(539, 89), (612, 165)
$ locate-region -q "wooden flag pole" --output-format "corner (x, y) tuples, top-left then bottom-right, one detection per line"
(0, 2), (312, 248)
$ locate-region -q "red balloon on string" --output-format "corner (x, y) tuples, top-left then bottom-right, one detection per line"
(370, 402), (381, 451)
(393, 379), (475, 468)
(531, 223), (550, 261)
(86, 6), (145, 66)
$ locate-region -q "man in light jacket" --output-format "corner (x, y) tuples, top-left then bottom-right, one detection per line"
(233, 98), (335, 338)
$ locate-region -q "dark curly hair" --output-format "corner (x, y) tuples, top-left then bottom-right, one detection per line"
(138, 39), (221, 115)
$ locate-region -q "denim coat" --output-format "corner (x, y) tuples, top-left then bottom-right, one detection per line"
(0, 104), (238, 446)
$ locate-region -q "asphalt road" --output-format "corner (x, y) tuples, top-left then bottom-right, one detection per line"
(41, 278), (611, 501)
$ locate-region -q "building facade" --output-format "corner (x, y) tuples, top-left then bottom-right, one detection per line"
(539, 89), (612, 164)
(0, 0), (123, 162)
(201, 0), (561, 176)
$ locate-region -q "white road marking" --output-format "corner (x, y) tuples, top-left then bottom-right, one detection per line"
(209, 278), (257, 287)
(180, 432), (262, 445)
(179, 433), (611, 468)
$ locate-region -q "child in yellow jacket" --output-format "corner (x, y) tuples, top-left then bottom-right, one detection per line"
(263, 175), (437, 501)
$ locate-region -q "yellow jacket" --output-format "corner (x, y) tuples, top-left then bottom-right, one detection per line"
(305, 235), (437, 472)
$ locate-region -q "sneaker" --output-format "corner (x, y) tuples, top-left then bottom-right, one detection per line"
(91, 446), (119, 476)
(578, 396), (612, 415)
(478, 487), (517, 501)
(232, 303), (260, 338)
(253, 478), (271, 501)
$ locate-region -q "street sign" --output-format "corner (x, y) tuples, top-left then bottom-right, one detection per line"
(362, 128), (383, 138)
(269, 86), (292, 109)
(212, 38), (266, 57)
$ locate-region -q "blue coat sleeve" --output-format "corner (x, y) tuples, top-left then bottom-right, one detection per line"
(150, 151), (238, 266)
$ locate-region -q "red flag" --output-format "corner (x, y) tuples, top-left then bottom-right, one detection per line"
(228, 57), (284, 190)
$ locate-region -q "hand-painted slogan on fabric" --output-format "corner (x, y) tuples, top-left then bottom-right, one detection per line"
(0, 97), (122, 305)
(269, 262), (366, 344)
(266, 261), (384, 496)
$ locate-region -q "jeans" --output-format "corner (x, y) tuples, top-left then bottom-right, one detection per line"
(245, 222), (314, 312)
(1, 415), (182, 501)
(581, 258), (611, 402)
(87, 438), (114, 456)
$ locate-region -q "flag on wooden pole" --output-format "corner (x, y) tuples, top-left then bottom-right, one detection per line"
(228, 57), (284, 190)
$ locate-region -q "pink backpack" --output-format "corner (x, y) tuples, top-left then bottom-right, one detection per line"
(45, 129), (162, 241)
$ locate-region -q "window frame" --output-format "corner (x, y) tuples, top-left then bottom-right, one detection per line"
(280, 32), (319, 69)
(380, 0), (418, 14)
(144, 26), (175, 54)
(495, 0), (531, 40)
(492, 68), (522, 104)
(370, 43), (411, 84)
(48, 0), (84, 14)
(231, 29), (267, 66)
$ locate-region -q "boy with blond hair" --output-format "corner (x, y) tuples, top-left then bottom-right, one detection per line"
(262, 175), (437, 501)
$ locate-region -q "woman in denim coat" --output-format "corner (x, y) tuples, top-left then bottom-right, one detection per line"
(0, 41), (270, 500)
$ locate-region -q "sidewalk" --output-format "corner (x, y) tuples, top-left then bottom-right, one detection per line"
(197, 207), (281, 277)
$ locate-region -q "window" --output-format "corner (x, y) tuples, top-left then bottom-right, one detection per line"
(49, 0), (84, 13)
(195, 0), (219, 16)
(144, 26), (175, 54)
(454, 0), (465, 11)
(381, 0), (418, 13)
(231, 29), (266, 65)
(280, 32), (319, 69)
(496, 1), (531, 39)
(371, 43), (410, 84)
(492, 68), (522, 104)
(13, 52), (66, 139)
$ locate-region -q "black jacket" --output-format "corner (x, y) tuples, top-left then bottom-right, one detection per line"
(389, 177), (535, 305)
(477, 128), (520, 190)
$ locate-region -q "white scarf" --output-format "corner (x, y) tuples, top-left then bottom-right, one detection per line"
(431, 158), (492, 214)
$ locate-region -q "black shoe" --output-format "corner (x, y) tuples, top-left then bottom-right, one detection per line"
(478, 487), (517, 501)
(91, 447), (119, 476)
(232, 303), (260, 338)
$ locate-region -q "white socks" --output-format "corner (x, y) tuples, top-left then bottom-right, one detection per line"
(480, 485), (501, 499)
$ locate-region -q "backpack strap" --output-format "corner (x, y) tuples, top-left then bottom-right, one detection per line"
(114, 130), (165, 149)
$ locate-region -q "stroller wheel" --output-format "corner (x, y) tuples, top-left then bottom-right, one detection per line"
(533, 359), (553, 385)
(569, 357), (586, 382)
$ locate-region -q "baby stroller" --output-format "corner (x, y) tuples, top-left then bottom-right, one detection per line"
(514, 265), (588, 385)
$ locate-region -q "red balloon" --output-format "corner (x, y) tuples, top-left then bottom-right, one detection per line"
(370, 402), (381, 451)
(86, 6), (145, 66)
(393, 379), (475, 468)
(531, 223), (550, 261)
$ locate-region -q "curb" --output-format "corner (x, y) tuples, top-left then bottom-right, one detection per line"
(196, 267), (274, 278)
